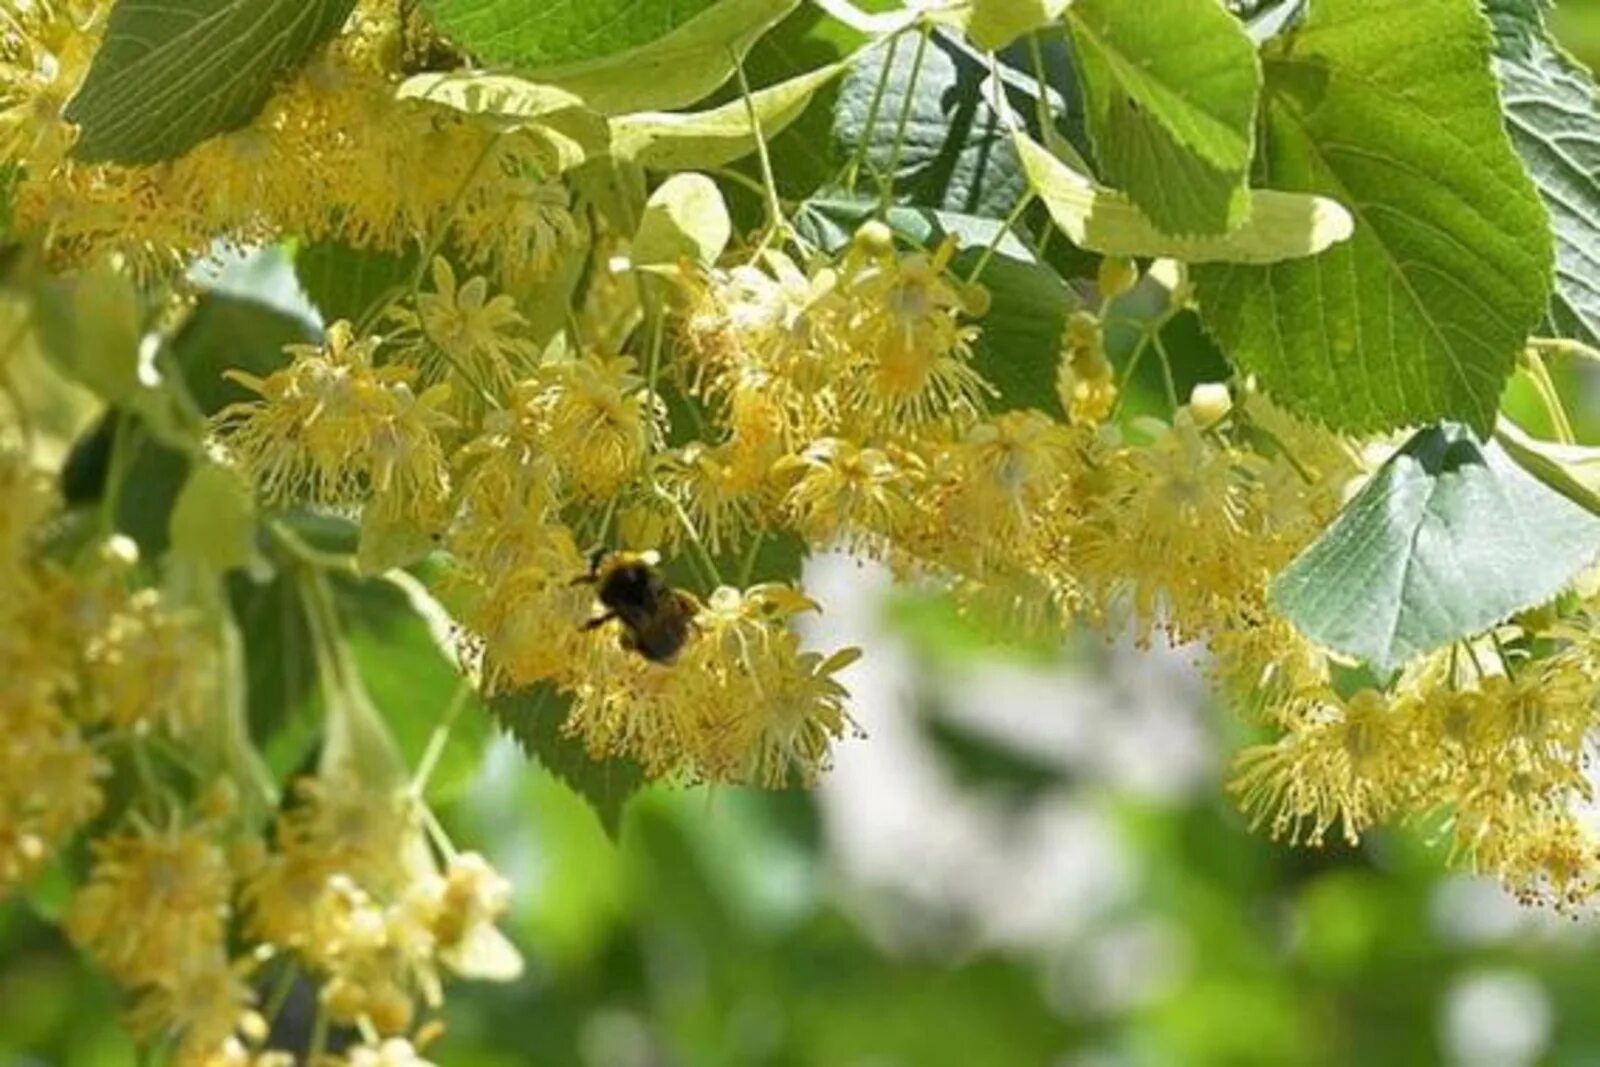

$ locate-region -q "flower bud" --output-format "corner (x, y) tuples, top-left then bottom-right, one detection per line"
(1189, 382), (1233, 429)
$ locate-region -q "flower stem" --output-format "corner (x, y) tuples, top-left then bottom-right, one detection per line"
(878, 24), (931, 217)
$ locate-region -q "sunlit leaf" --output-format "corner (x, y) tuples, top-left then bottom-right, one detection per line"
(1193, 0), (1553, 435)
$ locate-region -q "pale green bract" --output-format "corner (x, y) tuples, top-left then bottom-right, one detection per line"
(1067, 0), (1260, 235)
(1014, 133), (1354, 265)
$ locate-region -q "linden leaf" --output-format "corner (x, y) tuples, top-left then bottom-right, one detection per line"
(294, 242), (418, 329)
(1487, 0), (1600, 343)
(488, 686), (645, 839)
(1272, 423), (1600, 673)
(1066, 0), (1261, 234)
(1193, 0), (1553, 436)
(65, 0), (357, 164)
(631, 173), (732, 270)
(27, 259), (142, 404)
(333, 574), (492, 803)
(396, 73), (612, 170)
(611, 61), (849, 171)
(419, 0), (722, 68)
(424, 0), (801, 115)
(1015, 132), (1354, 264)
(170, 461), (257, 574)
(396, 73), (589, 120)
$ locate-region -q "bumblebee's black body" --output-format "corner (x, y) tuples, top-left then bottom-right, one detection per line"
(580, 551), (699, 663)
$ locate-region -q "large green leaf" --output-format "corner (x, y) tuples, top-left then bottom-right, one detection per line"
(227, 566), (319, 779)
(1193, 0), (1553, 436)
(64, 0), (356, 164)
(1487, 0), (1600, 344)
(1272, 423), (1600, 673)
(420, 0), (719, 68)
(960, 252), (1077, 419)
(1015, 132), (1353, 263)
(833, 29), (1028, 219)
(489, 687), (645, 838)
(1066, 0), (1260, 234)
(425, 0), (800, 115)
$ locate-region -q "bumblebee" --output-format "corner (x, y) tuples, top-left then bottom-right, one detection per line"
(578, 550), (701, 664)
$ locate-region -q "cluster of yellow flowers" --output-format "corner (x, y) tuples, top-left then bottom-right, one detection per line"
(0, 0), (578, 279)
(0, 421), (521, 1063)
(7, 0), (1600, 1059)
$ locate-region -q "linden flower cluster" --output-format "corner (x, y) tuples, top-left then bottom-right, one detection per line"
(214, 251), (864, 788)
(0, 0), (579, 278)
(209, 215), (1600, 914)
(0, 436), (222, 899)
(0, 409), (520, 1062)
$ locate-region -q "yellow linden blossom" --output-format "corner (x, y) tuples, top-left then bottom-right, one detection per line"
(461, 525), (592, 692)
(564, 581), (858, 786)
(242, 776), (523, 1034)
(1231, 688), (1414, 847)
(0, 0), (103, 169)
(502, 352), (664, 502)
(775, 437), (917, 551)
(123, 954), (261, 1067)
(386, 257), (538, 412)
(242, 778), (418, 955)
(67, 819), (235, 989)
(4, 0), (582, 275)
(455, 174), (583, 286)
(943, 411), (1082, 548)
(0, 694), (105, 896)
(656, 443), (764, 558)
(0, 441), (57, 572)
(213, 322), (454, 518)
(1057, 311), (1117, 427)
(344, 1038), (439, 1067)
(1072, 411), (1284, 644)
(838, 240), (991, 435)
(81, 588), (213, 731)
